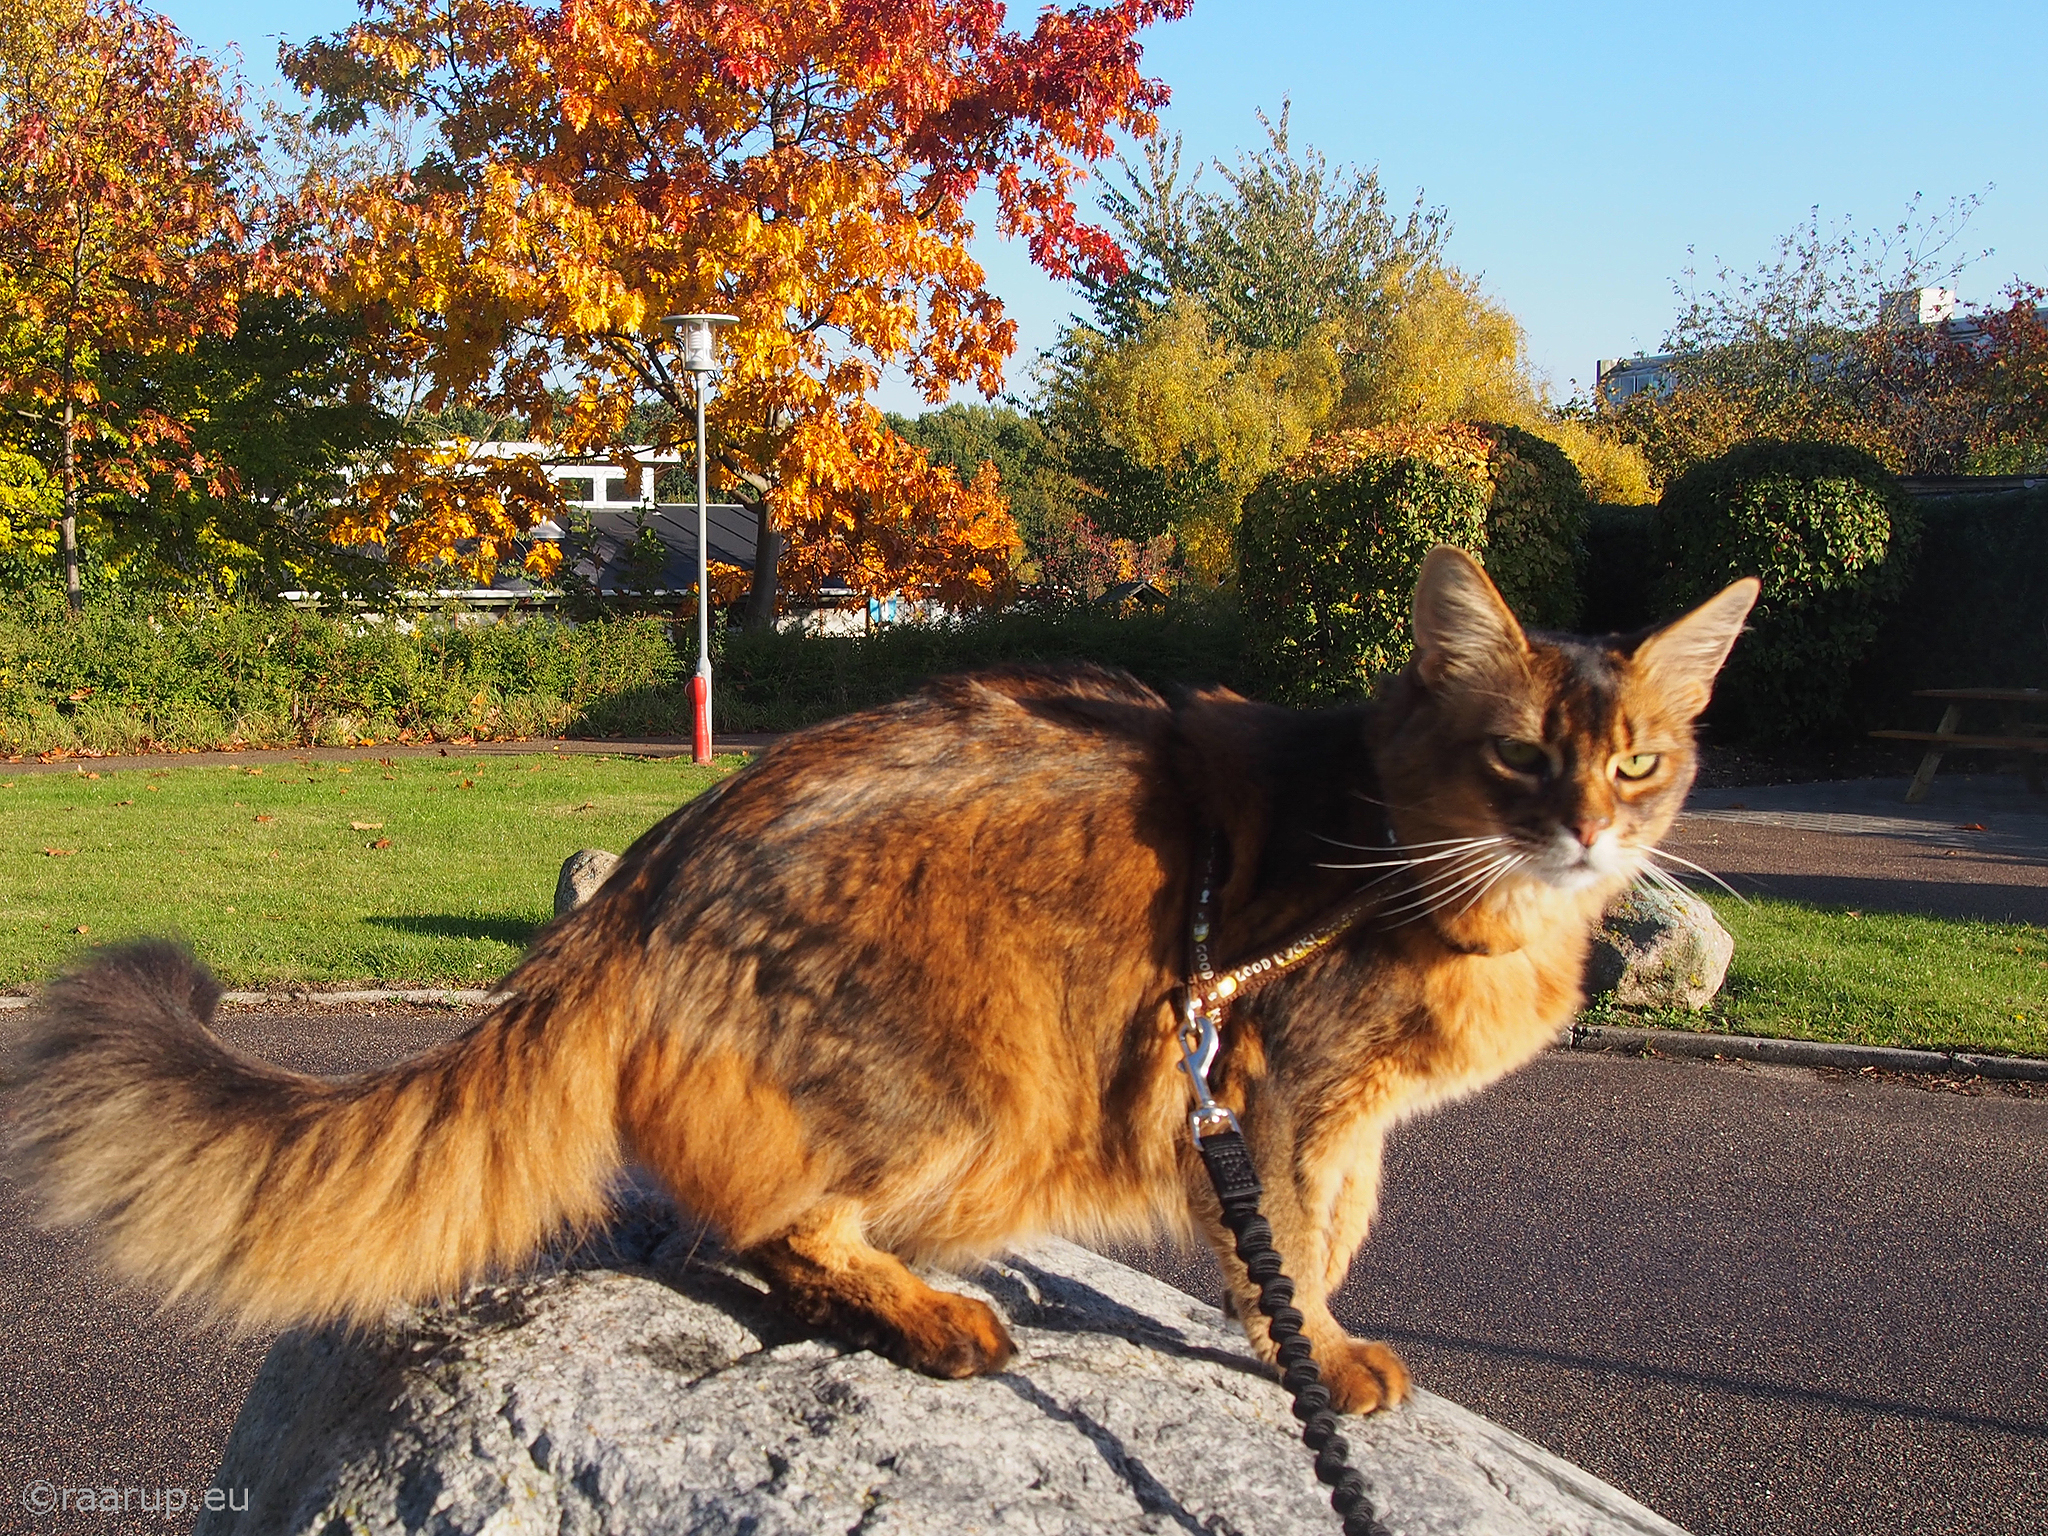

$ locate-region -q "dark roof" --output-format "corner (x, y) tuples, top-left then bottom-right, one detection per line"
(548, 504), (758, 593)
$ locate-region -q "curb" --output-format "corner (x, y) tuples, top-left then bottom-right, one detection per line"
(1567, 1022), (2048, 1083)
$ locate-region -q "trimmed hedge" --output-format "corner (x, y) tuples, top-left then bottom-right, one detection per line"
(1238, 429), (1490, 701)
(1857, 480), (2048, 727)
(1655, 440), (1916, 740)
(0, 593), (1250, 754)
(1475, 423), (1589, 631)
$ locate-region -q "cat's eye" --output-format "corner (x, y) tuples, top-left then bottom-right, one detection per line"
(1613, 753), (1661, 781)
(1494, 738), (1548, 775)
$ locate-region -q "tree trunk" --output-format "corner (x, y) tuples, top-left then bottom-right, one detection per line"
(61, 391), (81, 615)
(743, 510), (784, 632)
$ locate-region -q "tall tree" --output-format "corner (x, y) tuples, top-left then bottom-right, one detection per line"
(1610, 199), (1993, 485)
(289, 0), (1185, 620)
(0, 0), (279, 608)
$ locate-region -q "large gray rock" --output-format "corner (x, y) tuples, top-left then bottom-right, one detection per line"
(1586, 886), (1734, 1012)
(553, 848), (620, 916)
(197, 1202), (1688, 1536)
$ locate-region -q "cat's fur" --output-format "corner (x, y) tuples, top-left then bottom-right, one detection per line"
(4, 548), (1756, 1413)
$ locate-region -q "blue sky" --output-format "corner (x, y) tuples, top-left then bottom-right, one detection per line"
(165, 0), (2046, 414)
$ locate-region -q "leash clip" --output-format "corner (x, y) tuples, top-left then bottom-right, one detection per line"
(1177, 992), (1240, 1144)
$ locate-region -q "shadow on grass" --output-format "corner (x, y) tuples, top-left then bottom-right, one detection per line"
(365, 914), (539, 946)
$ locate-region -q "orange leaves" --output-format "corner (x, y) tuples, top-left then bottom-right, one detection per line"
(331, 441), (564, 583)
(774, 408), (1020, 604)
(289, 0), (1181, 604)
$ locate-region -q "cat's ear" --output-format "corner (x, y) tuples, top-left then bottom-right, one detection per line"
(1632, 578), (1761, 718)
(1412, 545), (1527, 689)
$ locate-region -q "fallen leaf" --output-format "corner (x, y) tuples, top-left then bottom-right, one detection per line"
(382, 773), (395, 780)
(72, 924), (88, 933)
(42, 848), (76, 857)
(370, 837), (392, 849)
(573, 801), (596, 811)
(1960, 822), (1988, 831)
(115, 799), (133, 806)
(254, 814), (274, 823)
(145, 785), (159, 792)
(244, 767), (263, 775)
(461, 779), (474, 789)
(85, 771), (100, 779)
(335, 766), (352, 774)
(1725, 801), (1747, 810)
(224, 906), (235, 914)
(350, 820), (385, 830)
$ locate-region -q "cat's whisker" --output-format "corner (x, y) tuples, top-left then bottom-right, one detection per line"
(1355, 851), (1504, 916)
(1316, 838), (1509, 872)
(1646, 846), (1750, 905)
(1373, 854), (1521, 925)
(1377, 868), (1518, 929)
(1316, 832), (1506, 854)
(1455, 854), (1528, 916)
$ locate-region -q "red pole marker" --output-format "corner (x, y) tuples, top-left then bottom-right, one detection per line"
(690, 675), (711, 764)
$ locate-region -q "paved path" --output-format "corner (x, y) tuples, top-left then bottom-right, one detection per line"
(1666, 773), (2048, 926)
(3, 1007), (2042, 1536)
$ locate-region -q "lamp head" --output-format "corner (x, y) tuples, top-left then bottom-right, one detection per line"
(663, 313), (740, 374)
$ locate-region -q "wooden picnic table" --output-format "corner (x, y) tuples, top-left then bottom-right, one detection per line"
(1870, 687), (2048, 802)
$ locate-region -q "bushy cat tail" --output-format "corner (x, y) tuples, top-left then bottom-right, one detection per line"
(3, 940), (627, 1330)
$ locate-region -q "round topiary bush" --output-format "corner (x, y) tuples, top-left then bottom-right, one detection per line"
(1239, 428), (1490, 701)
(1474, 423), (1590, 631)
(1656, 438), (1917, 739)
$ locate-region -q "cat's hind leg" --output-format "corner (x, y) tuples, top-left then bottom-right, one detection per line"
(741, 1201), (1016, 1379)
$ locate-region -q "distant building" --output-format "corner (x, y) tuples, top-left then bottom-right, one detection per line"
(1593, 287), (2033, 411)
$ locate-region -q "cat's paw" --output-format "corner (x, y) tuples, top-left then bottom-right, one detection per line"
(890, 1291), (1017, 1379)
(1319, 1336), (1411, 1414)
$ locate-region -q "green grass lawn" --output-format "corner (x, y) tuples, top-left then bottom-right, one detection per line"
(7, 760), (2046, 1057)
(1586, 896), (2048, 1058)
(0, 753), (735, 988)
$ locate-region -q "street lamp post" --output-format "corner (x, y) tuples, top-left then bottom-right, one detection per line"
(662, 313), (738, 764)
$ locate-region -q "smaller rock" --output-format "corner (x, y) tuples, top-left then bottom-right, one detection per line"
(553, 849), (619, 916)
(1586, 885), (1733, 1011)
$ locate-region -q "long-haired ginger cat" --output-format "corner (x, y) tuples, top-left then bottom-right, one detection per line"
(6, 548), (1756, 1414)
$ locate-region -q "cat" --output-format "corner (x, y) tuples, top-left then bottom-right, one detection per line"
(4, 546), (1756, 1414)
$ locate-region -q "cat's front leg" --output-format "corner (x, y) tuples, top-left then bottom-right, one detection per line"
(1194, 1140), (1410, 1414)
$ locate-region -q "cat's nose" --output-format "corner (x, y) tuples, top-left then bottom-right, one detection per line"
(1574, 817), (1610, 848)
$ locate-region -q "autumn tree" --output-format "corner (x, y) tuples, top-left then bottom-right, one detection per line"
(1963, 282), (2048, 473)
(1609, 200), (1993, 486)
(287, 0), (1185, 618)
(0, 0), (281, 608)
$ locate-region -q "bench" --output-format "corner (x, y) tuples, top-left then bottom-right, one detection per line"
(1870, 688), (2048, 802)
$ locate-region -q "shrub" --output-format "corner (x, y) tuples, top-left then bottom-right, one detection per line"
(1474, 423), (1589, 630)
(1657, 439), (1917, 739)
(1238, 428), (1489, 701)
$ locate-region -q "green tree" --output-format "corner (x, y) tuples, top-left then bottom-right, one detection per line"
(0, 0), (283, 609)
(883, 403), (1078, 573)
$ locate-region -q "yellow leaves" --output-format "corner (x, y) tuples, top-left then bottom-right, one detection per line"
(1079, 299), (1343, 492)
(1345, 264), (1537, 432)
(335, 440), (565, 583)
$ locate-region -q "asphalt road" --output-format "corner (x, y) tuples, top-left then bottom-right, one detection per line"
(2, 1008), (2043, 1536)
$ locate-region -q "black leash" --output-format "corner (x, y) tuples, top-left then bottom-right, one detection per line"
(1178, 840), (1387, 1536)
